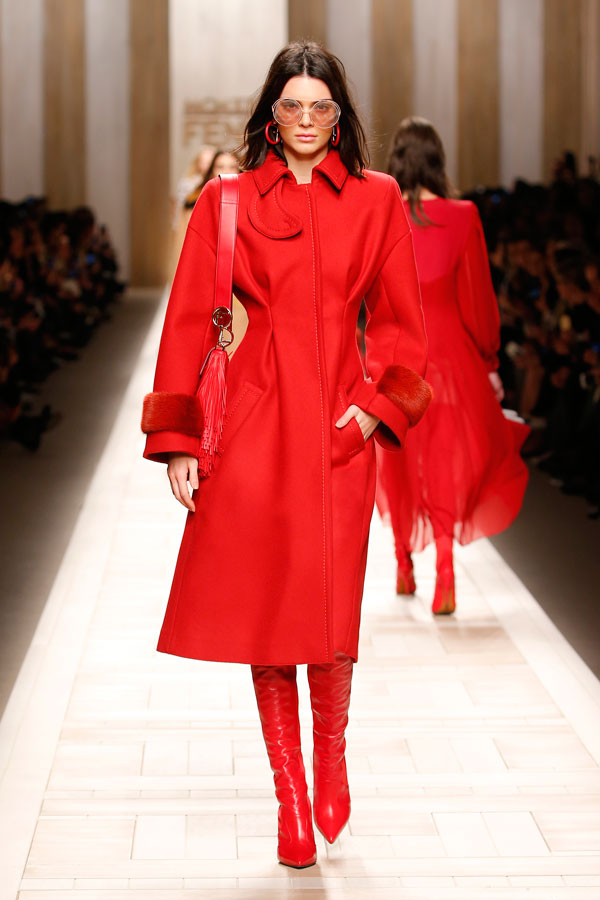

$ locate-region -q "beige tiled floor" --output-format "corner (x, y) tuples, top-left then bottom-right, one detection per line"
(1, 300), (600, 899)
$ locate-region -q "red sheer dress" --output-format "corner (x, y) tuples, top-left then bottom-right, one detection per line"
(377, 198), (529, 552)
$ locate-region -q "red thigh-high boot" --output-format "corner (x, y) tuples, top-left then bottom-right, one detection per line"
(432, 534), (456, 615)
(307, 652), (353, 843)
(251, 665), (317, 868)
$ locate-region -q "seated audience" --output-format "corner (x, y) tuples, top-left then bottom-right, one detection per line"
(465, 152), (600, 518)
(0, 197), (124, 451)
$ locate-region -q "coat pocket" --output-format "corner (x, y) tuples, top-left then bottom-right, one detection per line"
(221, 381), (264, 451)
(331, 385), (367, 466)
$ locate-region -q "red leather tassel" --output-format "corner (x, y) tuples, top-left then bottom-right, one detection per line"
(197, 346), (229, 476)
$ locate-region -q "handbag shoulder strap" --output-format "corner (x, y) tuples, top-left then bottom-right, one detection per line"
(214, 173), (239, 315)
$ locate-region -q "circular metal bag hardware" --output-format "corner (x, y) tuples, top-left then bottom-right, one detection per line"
(213, 306), (232, 328)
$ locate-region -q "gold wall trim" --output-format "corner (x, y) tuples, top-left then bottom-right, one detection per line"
(0, 6), (3, 196)
(458, 0), (499, 190)
(581, 0), (600, 169)
(371, 0), (413, 172)
(288, 0), (326, 43)
(44, 0), (86, 208)
(129, 0), (170, 287)
(544, 0), (583, 179)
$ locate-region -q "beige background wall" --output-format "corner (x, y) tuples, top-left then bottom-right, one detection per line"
(0, 0), (45, 199)
(1, 0), (599, 287)
(499, 0), (544, 186)
(412, 0), (457, 181)
(291, 0), (600, 188)
(0, 0), (286, 286)
(169, 0), (287, 196)
(85, 0), (130, 283)
(129, 0), (169, 288)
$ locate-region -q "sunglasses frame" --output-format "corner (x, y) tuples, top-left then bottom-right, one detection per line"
(271, 98), (341, 129)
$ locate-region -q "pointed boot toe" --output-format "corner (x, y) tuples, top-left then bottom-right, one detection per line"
(277, 795), (317, 868)
(313, 780), (351, 843)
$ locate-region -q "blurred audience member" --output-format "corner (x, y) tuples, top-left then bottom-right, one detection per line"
(170, 150), (240, 276)
(0, 197), (124, 451)
(171, 146), (215, 231)
(466, 152), (600, 518)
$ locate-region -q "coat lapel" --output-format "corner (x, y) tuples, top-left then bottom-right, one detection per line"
(249, 149), (349, 239)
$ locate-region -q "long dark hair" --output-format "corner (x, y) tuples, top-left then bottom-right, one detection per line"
(387, 117), (453, 225)
(241, 41), (369, 177)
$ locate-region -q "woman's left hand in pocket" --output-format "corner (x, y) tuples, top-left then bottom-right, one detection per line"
(335, 404), (380, 441)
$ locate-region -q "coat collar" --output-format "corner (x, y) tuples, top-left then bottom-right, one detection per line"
(252, 148), (349, 195)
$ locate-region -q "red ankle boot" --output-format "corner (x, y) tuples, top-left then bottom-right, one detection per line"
(307, 653), (353, 843)
(251, 665), (317, 868)
(432, 535), (455, 615)
(396, 547), (416, 595)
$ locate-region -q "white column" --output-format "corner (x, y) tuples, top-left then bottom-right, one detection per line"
(85, 0), (130, 277)
(581, 0), (600, 172)
(169, 0), (287, 195)
(499, 0), (544, 186)
(412, 0), (458, 185)
(0, 0), (44, 199)
(326, 0), (372, 130)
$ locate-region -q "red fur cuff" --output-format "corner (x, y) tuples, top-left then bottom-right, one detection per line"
(141, 392), (204, 436)
(376, 365), (433, 427)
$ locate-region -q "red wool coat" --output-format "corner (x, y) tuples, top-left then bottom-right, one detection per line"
(142, 149), (430, 665)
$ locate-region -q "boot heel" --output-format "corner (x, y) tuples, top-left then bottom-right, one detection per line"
(396, 566), (416, 595)
(432, 567), (455, 614)
(432, 535), (455, 615)
(396, 548), (416, 595)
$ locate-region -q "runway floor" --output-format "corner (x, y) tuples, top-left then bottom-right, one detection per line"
(1, 298), (600, 899)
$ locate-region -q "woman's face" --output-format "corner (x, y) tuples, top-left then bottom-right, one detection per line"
(212, 153), (239, 176)
(276, 76), (335, 160)
(196, 148), (215, 176)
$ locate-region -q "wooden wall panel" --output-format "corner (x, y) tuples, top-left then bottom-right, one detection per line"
(288, 0), (326, 43)
(499, 0), (544, 185)
(413, 0), (458, 184)
(44, 0), (85, 208)
(129, 0), (169, 287)
(544, 0), (583, 179)
(86, 0), (130, 278)
(581, 0), (600, 172)
(0, 5), (3, 196)
(457, 0), (499, 189)
(371, 0), (413, 170)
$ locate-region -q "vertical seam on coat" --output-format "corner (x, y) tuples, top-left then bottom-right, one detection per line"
(305, 186), (329, 658)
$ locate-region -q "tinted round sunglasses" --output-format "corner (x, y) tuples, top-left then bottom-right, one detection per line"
(272, 98), (341, 129)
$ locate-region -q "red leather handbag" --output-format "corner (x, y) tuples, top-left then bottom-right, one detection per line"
(142, 173), (239, 476)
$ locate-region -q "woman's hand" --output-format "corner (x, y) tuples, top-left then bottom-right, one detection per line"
(167, 453), (199, 512)
(488, 371), (504, 402)
(335, 404), (380, 441)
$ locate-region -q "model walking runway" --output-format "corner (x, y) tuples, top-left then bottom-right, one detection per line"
(1, 291), (600, 899)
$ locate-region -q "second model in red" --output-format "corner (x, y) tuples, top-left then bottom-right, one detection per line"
(377, 117), (529, 614)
